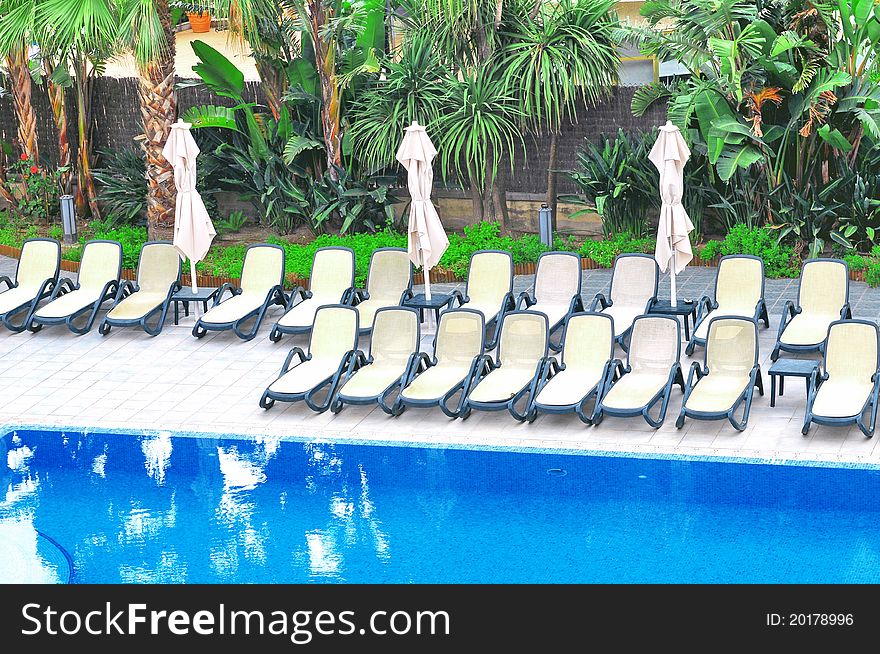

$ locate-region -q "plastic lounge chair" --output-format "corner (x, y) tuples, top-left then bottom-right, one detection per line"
(98, 242), (181, 336)
(676, 316), (764, 431)
(771, 258), (851, 361)
(0, 238), (61, 332)
(193, 243), (287, 341)
(348, 248), (413, 335)
(28, 240), (122, 335)
(394, 308), (486, 418)
(269, 246), (355, 342)
(260, 305), (360, 413)
(531, 312), (616, 425)
(593, 315), (684, 428)
(802, 319), (880, 438)
(331, 307), (421, 415)
(456, 310), (553, 421)
(449, 250), (515, 349)
(590, 253), (658, 351)
(686, 255), (770, 356)
(516, 251), (583, 351)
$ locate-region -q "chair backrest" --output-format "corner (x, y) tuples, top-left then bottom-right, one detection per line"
(705, 316), (757, 378)
(308, 305), (358, 360)
(136, 242), (180, 293)
(825, 320), (878, 383)
(16, 238), (60, 289)
(310, 247), (355, 298)
(240, 244), (284, 296)
(435, 309), (485, 367)
(534, 252), (581, 305)
(498, 311), (548, 369)
(369, 307), (420, 368)
(465, 250), (513, 311)
(561, 312), (614, 371)
(798, 259), (848, 315)
(715, 255), (763, 309)
(609, 254), (658, 308)
(365, 248), (411, 302)
(628, 315), (680, 375)
(78, 240), (122, 290)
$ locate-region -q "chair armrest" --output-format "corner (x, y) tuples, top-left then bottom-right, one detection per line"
(214, 282), (240, 306)
(610, 357), (627, 380)
(286, 285), (311, 309)
(280, 347), (309, 374)
(406, 351), (435, 383)
(50, 277), (75, 299)
(644, 296), (657, 313)
(342, 286), (363, 306)
(450, 289), (468, 307)
(804, 368), (822, 411)
(590, 292), (609, 312)
(840, 302), (852, 320)
(399, 288), (414, 305)
(686, 361), (704, 390)
(540, 355), (561, 379)
(114, 280), (137, 303)
(694, 295), (714, 323)
(516, 290), (535, 310)
(776, 300), (798, 341)
(0, 275), (13, 290)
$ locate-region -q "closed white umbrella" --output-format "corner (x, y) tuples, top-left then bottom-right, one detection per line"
(396, 120), (448, 303)
(162, 119), (216, 293)
(651, 120), (694, 307)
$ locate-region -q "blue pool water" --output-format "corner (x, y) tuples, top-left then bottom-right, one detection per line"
(2, 429), (880, 583)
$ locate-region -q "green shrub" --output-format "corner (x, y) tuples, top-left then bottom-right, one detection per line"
(578, 232), (653, 267)
(89, 223), (149, 270)
(703, 225), (798, 278)
(866, 260), (880, 287)
(843, 253), (867, 272)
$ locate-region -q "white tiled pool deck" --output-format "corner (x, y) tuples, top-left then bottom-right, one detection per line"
(1, 254), (878, 466)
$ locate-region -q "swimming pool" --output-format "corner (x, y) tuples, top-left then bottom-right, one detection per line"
(2, 428), (880, 583)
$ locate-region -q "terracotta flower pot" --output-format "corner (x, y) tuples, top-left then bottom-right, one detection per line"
(188, 12), (212, 33)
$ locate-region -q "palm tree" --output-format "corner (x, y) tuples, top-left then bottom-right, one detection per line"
(499, 0), (620, 227)
(0, 0), (39, 163)
(0, 0), (117, 220)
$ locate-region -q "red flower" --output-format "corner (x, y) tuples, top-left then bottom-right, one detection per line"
(19, 153), (28, 161)
(29, 165), (38, 174)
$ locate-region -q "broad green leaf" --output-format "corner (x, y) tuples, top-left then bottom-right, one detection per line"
(182, 105), (241, 132)
(190, 40), (245, 101)
(287, 58), (319, 98)
(817, 124), (853, 152)
(282, 135), (323, 164)
(695, 90), (738, 164)
(716, 145), (763, 182)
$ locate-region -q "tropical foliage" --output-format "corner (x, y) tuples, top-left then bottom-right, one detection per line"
(631, 0), (880, 257)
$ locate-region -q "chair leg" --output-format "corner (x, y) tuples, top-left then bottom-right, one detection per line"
(755, 368), (764, 396)
(259, 390), (275, 410)
(192, 321), (208, 338)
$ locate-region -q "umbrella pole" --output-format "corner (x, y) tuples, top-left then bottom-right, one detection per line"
(424, 266), (432, 302)
(670, 261), (677, 308)
(190, 259), (199, 293)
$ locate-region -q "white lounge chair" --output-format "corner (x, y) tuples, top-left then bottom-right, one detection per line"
(260, 304), (360, 413)
(676, 316), (763, 431)
(686, 254), (769, 355)
(193, 243), (287, 341)
(516, 251), (583, 350)
(395, 308), (486, 418)
(772, 258), (850, 361)
(0, 237), (60, 332)
(531, 312), (616, 425)
(28, 239), (122, 335)
(269, 246), (355, 341)
(98, 242), (181, 336)
(593, 315), (684, 428)
(590, 253), (658, 350)
(332, 307), (421, 414)
(802, 319), (880, 438)
(460, 311), (551, 421)
(348, 247), (413, 334)
(450, 250), (515, 349)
